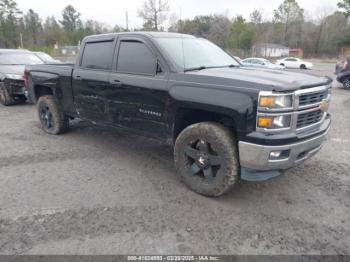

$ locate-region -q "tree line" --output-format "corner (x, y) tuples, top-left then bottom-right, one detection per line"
(170, 0), (350, 57)
(1, 0), (350, 57)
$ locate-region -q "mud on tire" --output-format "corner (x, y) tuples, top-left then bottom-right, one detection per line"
(174, 122), (239, 197)
(37, 95), (69, 135)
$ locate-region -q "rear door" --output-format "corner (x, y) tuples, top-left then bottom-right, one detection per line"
(252, 59), (264, 68)
(107, 36), (170, 139)
(285, 58), (298, 68)
(257, 59), (266, 68)
(242, 59), (254, 67)
(72, 39), (116, 123)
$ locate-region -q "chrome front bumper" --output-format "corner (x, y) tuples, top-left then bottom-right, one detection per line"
(239, 128), (330, 171)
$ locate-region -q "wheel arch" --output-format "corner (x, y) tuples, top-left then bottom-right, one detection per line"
(33, 84), (55, 103)
(172, 105), (246, 143)
(169, 85), (256, 143)
(29, 71), (61, 104)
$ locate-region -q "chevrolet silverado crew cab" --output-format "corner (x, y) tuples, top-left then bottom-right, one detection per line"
(26, 32), (332, 197)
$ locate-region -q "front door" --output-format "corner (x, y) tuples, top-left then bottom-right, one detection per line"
(107, 37), (170, 139)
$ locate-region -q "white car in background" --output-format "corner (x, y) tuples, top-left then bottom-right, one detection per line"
(277, 57), (313, 69)
(241, 58), (285, 70)
(233, 56), (241, 62)
(32, 52), (61, 64)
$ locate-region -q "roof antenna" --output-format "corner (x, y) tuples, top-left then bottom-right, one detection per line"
(181, 35), (186, 72)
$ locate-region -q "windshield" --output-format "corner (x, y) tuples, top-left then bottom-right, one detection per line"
(155, 37), (239, 71)
(0, 53), (44, 65)
(263, 59), (272, 64)
(36, 52), (57, 62)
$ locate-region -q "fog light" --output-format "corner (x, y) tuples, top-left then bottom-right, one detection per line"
(269, 150), (290, 160)
(270, 151), (282, 158)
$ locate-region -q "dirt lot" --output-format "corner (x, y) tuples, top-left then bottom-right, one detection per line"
(0, 64), (349, 255)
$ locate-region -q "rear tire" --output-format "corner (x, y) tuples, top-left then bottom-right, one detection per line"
(343, 78), (350, 89)
(0, 84), (15, 106)
(174, 122), (239, 197)
(300, 64), (306, 69)
(37, 95), (69, 135)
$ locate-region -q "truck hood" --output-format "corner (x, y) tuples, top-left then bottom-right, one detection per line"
(187, 67), (331, 92)
(0, 65), (25, 77)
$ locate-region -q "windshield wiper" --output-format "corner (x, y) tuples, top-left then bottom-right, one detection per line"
(227, 64), (239, 68)
(184, 66), (207, 72)
(184, 64), (240, 72)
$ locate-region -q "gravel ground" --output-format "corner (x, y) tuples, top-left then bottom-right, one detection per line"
(0, 64), (349, 255)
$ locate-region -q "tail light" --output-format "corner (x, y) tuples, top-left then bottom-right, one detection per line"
(343, 60), (348, 70)
(23, 69), (29, 90)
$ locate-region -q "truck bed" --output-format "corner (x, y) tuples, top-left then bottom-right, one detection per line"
(27, 63), (75, 77)
(26, 63), (76, 115)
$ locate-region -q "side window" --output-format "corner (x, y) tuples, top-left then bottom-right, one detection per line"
(117, 41), (156, 75)
(81, 41), (114, 70)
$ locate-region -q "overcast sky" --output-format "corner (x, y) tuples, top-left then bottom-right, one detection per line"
(15, 0), (338, 29)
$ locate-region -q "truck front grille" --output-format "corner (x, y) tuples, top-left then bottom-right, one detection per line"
(299, 90), (328, 107)
(297, 110), (324, 129)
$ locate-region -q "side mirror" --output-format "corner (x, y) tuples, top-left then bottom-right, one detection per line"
(156, 60), (163, 74)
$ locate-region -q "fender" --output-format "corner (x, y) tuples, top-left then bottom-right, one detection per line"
(30, 71), (60, 99)
(169, 84), (258, 136)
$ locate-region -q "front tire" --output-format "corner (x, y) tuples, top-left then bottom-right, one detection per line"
(37, 95), (69, 135)
(0, 84), (15, 106)
(300, 64), (306, 69)
(174, 122), (239, 197)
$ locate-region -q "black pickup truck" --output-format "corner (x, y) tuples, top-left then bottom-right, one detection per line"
(26, 32), (332, 197)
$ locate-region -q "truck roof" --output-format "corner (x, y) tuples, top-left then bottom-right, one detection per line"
(83, 32), (195, 42)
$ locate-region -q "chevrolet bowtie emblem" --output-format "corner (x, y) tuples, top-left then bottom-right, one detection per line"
(320, 100), (329, 112)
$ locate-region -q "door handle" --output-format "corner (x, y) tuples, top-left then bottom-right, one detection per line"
(110, 79), (123, 88)
(75, 75), (82, 81)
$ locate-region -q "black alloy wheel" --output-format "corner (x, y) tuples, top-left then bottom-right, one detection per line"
(184, 139), (222, 183)
(39, 104), (54, 130)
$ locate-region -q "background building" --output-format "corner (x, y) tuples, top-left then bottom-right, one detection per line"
(252, 43), (289, 58)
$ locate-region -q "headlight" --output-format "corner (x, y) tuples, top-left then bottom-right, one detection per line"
(257, 115), (292, 129)
(6, 74), (23, 80)
(259, 93), (293, 109)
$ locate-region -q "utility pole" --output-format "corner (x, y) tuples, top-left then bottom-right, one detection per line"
(126, 11), (129, 31)
(20, 33), (23, 49)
